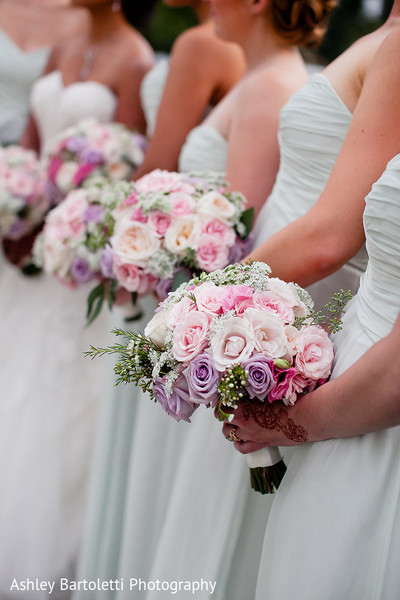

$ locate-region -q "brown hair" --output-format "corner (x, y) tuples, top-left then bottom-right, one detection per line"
(270, 0), (337, 48)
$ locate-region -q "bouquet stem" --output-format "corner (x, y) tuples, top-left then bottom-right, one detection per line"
(245, 447), (287, 494)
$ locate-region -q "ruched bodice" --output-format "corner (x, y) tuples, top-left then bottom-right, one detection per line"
(178, 124), (228, 173)
(0, 29), (49, 145)
(31, 71), (118, 154)
(255, 73), (352, 240)
(140, 57), (169, 137)
(255, 154), (400, 600)
(357, 154), (400, 340)
(254, 73), (368, 309)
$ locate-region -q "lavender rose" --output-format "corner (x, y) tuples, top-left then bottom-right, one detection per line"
(70, 256), (94, 284)
(100, 245), (114, 278)
(242, 353), (275, 401)
(182, 353), (220, 405)
(153, 377), (197, 422)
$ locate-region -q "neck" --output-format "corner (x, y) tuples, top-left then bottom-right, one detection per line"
(192, 2), (211, 24)
(88, 4), (126, 43)
(240, 22), (294, 71)
(388, 1), (400, 20)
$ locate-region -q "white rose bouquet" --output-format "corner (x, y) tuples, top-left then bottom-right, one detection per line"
(87, 262), (351, 493)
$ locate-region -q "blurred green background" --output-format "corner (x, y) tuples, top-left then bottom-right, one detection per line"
(140, 0), (391, 65)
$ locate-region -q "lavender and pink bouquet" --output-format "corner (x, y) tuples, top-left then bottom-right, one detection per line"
(0, 145), (47, 241)
(33, 181), (142, 318)
(43, 118), (147, 205)
(87, 262), (350, 493)
(109, 169), (253, 300)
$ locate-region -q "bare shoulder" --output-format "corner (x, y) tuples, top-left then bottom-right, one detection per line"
(170, 23), (244, 89)
(117, 27), (155, 73)
(234, 63), (305, 107)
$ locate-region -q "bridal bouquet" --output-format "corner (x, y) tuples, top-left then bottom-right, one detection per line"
(0, 145), (47, 240)
(32, 180), (141, 320)
(110, 169), (253, 300)
(43, 118), (147, 204)
(87, 262), (349, 493)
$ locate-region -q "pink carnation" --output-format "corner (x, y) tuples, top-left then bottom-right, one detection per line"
(73, 163), (97, 186)
(170, 192), (195, 217)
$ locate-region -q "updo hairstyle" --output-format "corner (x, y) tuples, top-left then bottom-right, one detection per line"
(270, 0), (337, 48)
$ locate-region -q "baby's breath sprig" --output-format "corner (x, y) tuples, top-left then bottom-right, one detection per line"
(216, 364), (249, 421)
(84, 327), (164, 393)
(294, 289), (353, 333)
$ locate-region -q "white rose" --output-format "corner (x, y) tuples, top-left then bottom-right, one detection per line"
(243, 308), (290, 360)
(43, 238), (74, 279)
(55, 161), (78, 193)
(210, 316), (255, 372)
(110, 219), (160, 267)
(164, 215), (201, 255)
(196, 191), (236, 224)
(144, 309), (169, 347)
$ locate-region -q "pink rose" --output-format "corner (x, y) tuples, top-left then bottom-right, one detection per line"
(135, 169), (195, 195)
(196, 234), (229, 272)
(120, 191), (138, 208)
(253, 291), (295, 324)
(244, 308), (291, 360)
(130, 207), (148, 223)
(268, 278), (310, 318)
(221, 285), (254, 313)
(148, 211), (172, 236)
(172, 311), (210, 363)
(193, 283), (224, 316)
(295, 325), (334, 380)
(201, 218), (236, 246)
(166, 296), (196, 329)
(113, 258), (150, 294)
(8, 171), (36, 198)
(170, 192), (195, 217)
(210, 316), (255, 372)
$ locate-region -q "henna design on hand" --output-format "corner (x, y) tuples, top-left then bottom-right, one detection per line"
(242, 401), (308, 443)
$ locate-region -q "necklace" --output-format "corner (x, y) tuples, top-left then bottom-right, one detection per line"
(79, 48), (99, 81)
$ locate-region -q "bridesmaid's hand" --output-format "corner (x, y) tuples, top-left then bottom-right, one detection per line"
(216, 398), (310, 454)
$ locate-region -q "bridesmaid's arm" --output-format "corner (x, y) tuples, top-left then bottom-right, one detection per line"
(221, 312), (400, 452)
(115, 55), (154, 134)
(247, 28), (400, 286)
(133, 26), (245, 178)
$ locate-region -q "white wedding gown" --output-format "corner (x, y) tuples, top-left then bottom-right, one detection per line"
(256, 152), (400, 600)
(0, 72), (117, 600)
